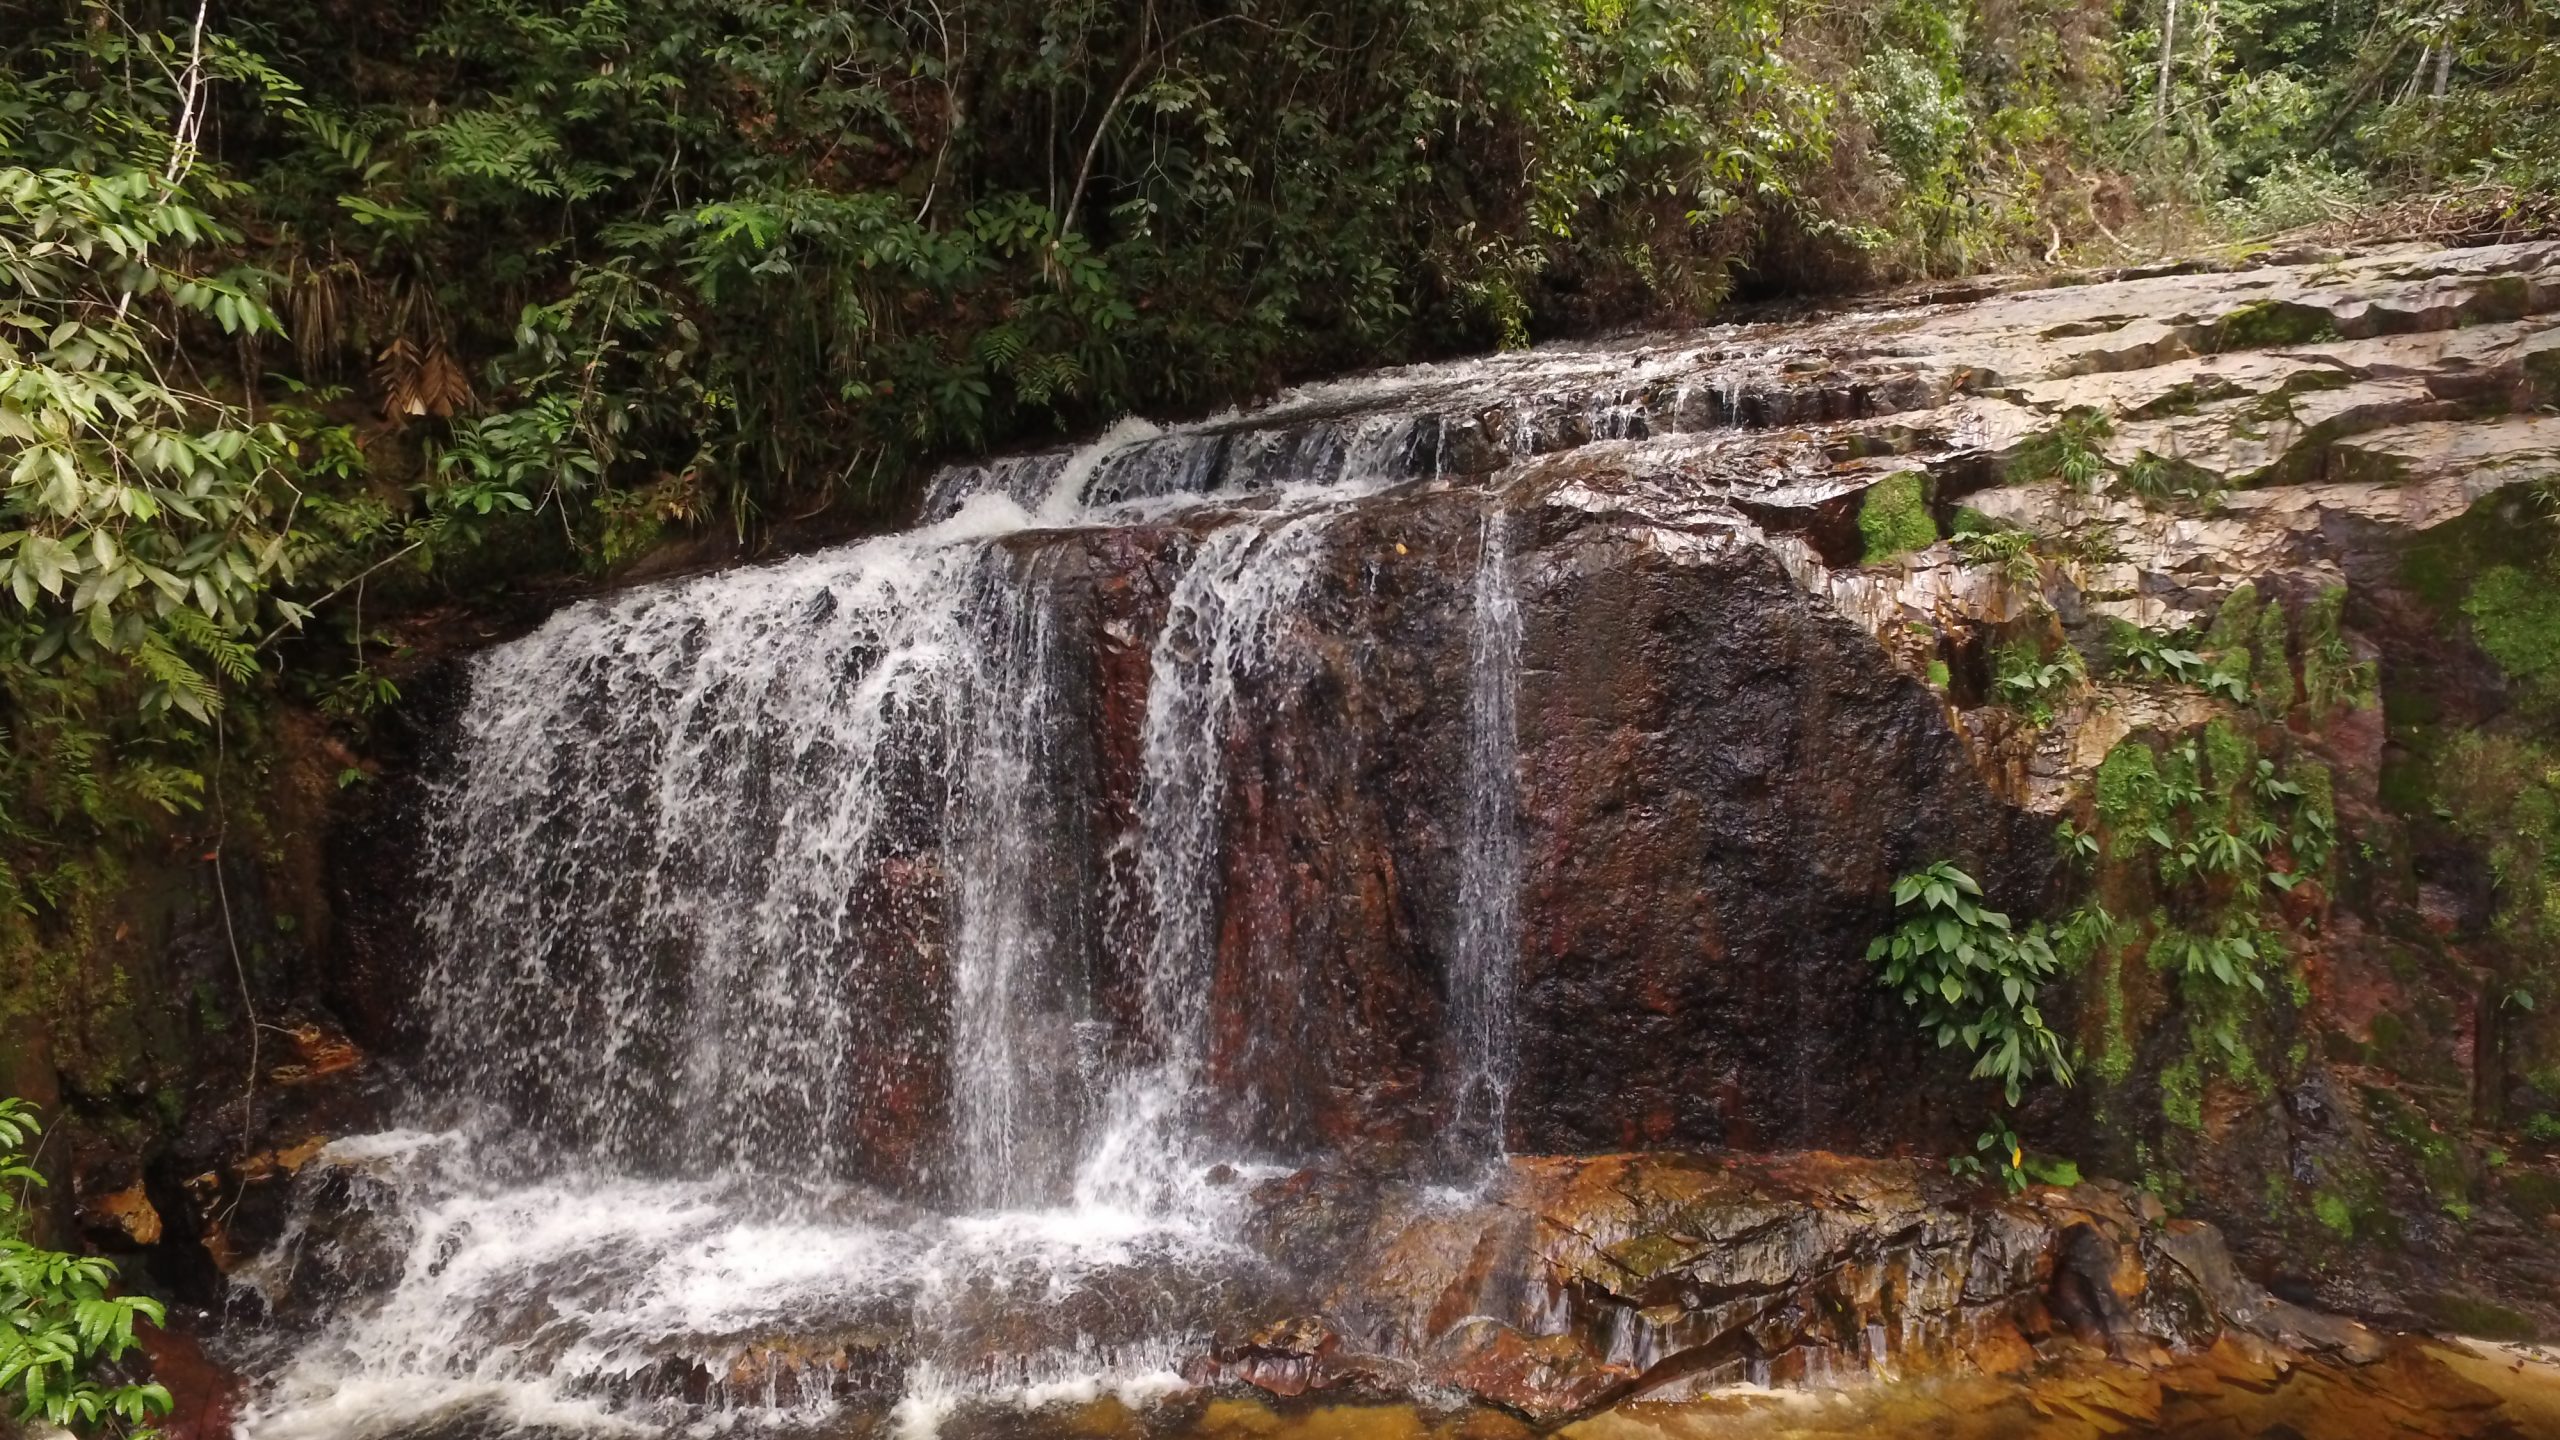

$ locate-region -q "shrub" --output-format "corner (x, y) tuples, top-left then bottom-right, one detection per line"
(0, 1097), (172, 1436)
(1866, 861), (2074, 1104)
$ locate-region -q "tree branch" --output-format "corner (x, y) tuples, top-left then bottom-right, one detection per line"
(1055, 12), (1248, 249)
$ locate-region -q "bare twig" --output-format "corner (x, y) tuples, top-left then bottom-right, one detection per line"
(110, 1), (212, 326)
(163, 1), (212, 187)
(211, 705), (259, 1154)
(252, 539), (425, 654)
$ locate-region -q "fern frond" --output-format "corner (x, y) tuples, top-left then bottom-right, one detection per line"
(133, 631), (221, 722)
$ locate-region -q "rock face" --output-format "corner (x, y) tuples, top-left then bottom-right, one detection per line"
(1508, 523), (2041, 1154)
(1220, 1151), (2384, 1422)
(195, 238), (2560, 1434)
(233, 1141), (2391, 1428)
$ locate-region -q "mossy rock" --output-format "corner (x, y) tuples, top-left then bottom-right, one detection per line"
(2095, 739), (2161, 829)
(2464, 564), (2560, 705)
(1858, 471), (1937, 564)
(2418, 1291), (2541, 1342)
(2209, 300), (2341, 353)
(2500, 1169), (2560, 1224)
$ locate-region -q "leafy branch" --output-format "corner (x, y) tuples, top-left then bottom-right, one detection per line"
(1866, 861), (2076, 1105)
(0, 1098), (172, 1437)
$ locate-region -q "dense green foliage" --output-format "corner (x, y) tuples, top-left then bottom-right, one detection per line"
(0, 1099), (170, 1435)
(1866, 860), (2074, 1105)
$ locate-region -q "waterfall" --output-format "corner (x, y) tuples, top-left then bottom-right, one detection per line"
(945, 546), (1081, 1209)
(216, 325), (1863, 1436)
(233, 392), (1516, 1438)
(1073, 511), (1337, 1214)
(409, 506), (1075, 1188)
(215, 316), (1882, 1437)
(1447, 503), (1523, 1162)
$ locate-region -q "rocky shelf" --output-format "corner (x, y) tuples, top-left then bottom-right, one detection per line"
(79, 239), (2560, 1440)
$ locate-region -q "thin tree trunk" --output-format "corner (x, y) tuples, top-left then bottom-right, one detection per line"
(2154, 0), (2179, 137)
(2473, 981), (2505, 1129)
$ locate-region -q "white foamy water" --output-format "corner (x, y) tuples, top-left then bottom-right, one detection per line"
(233, 344), (1745, 1439)
(235, 1131), (1254, 1440)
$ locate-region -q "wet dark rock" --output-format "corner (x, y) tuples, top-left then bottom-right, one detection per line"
(1508, 522), (2047, 1155)
(2149, 1220), (2386, 1364)
(212, 238), (2560, 1428)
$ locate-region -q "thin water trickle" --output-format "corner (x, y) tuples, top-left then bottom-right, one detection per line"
(1446, 503), (1522, 1165)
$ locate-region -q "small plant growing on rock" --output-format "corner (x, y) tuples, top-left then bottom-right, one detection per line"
(2155, 923), (2270, 997)
(2015, 408), (2117, 491)
(1991, 638), (2085, 727)
(0, 1098), (171, 1437)
(2105, 622), (2210, 684)
(1952, 524), (2042, 589)
(2117, 451), (2224, 509)
(1866, 862), (2075, 1105)
(1949, 1114), (2080, 1194)
(2299, 587), (2376, 712)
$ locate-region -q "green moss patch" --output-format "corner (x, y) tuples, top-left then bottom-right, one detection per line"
(2465, 564), (2560, 705)
(1858, 471), (1938, 564)
(2210, 299), (2342, 352)
(2502, 1170), (2560, 1224)
(2420, 1292), (2541, 1342)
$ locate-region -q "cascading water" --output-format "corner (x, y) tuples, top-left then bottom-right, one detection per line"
(1444, 504), (1523, 1164)
(229, 386), (1559, 1439)
(227, 331), (1796, 1440)
(1071, 512), (1337, 1217)
(405, 506), (1068, 1185)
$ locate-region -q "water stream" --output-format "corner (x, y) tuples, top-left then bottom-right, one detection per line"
(1446, 505), (1522, 1165)
(233, 378), (1555, 1439)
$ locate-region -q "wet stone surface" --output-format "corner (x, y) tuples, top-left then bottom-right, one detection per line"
(193, 238), (2560, 1439)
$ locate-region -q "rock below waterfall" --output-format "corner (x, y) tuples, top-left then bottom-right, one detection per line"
(1215, 1152), (2380, 1422)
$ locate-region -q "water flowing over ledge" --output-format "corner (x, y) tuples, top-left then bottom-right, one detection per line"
(236, 376), (1546, 1437)
(227, 240), (2560, 1440)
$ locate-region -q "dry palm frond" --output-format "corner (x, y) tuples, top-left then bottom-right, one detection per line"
(372, 337), (475, 418)
(285, 251), (366, 379)
(370, 277), (473, 419)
